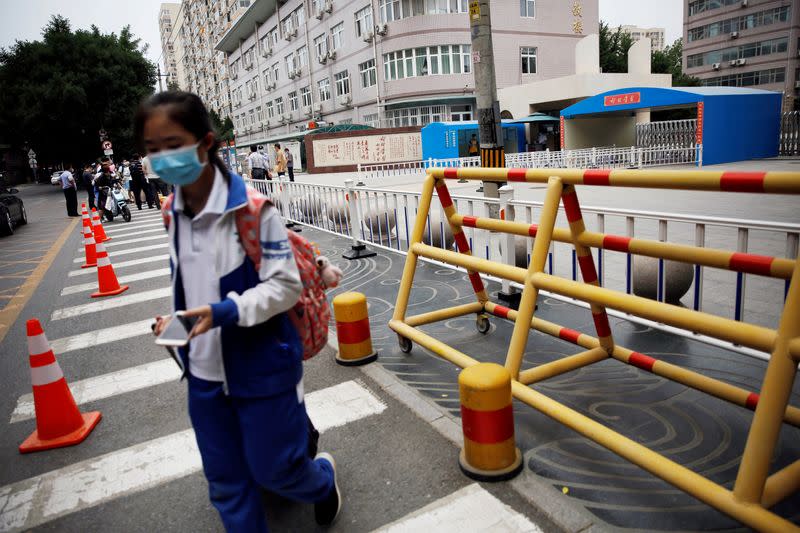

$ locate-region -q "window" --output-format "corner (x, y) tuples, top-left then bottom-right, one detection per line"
(689, 0), (742, 16)
(268, 28), (279, 47)
(272, 62), (280, 82)
(259, 36), (271, 54)
(256, 106), (263, 122)
(332, 23), (344, 50)
(688, 7), (791, 42)
(318, 77), (331, 101)
(520, 0), (534, 18)
(289, 91), (299, 111)
(364, 113), (379, 127)
(266, 100), (275, 118)
(687, 37), (788, 67)
(282, 15), (294, 35)
(702, 67), (785, 87)
(335, 70), (351, 96)
(298, 46), (309, 67)
(314, 34), (328, 60)
(285, 53), (296, 73)
(360, 59), (377, 88)
(355, 6), (373, 37)
(339, 118), (353, 125)
(383, 44), (471, 81)
(312, 0), (324, 13)
(296, 6), (306, 27)
(252, 76), (259, 95)
(301, 86), (312, 107)
(248, 110), (255, 125)
(450, 104), (472, 121)
(263, 69), (271, 87)
(275, 96), (285, 115)
(521, 47), (536, 74)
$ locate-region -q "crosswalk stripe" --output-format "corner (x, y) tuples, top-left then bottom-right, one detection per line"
(104, 221), (162, 234)
(61, 268), (170, 296)
(49, 319), (154, 355)
(93, 227), (164, 240)
(68, 255), (169, 278)
(371, 484), (543, 533)
(73, 243), (168, 263)
(0, 380), (384, 532)
(10, 359), (180, 423)
(78, 234), (166, 252)
(51, 287), (172, 320)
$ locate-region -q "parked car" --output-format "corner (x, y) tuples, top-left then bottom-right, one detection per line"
(50, 171), (62, 186)
(0, 186), (27, 236)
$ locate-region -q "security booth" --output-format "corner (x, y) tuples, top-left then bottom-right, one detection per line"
(560, 87), (782, 166)
(421, 121), (526, 160)
(509, 112), (561, 152)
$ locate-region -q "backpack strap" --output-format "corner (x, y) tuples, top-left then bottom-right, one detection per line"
(236, 187), (271, 270)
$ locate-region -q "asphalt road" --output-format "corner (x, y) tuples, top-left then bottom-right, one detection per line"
(0, 185), (566, 533)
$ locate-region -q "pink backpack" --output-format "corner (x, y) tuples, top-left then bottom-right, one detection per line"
(162, 188), (330, 360)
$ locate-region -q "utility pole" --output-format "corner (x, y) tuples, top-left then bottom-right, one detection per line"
(157, 64), (164, 92)
(468, 0), (504, 213)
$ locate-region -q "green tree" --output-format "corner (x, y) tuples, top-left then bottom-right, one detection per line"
(599, 21), (634, 73)
(0, 15), (156, 170)
(651, 38), (702, 87)
(210, 109), (234, 143)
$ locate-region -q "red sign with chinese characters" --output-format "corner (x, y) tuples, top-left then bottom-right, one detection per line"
(696, 102), (704, 144)
(603, 92), (641, 107)
(560, 116), (565, 148)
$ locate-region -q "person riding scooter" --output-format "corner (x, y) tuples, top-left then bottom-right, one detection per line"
(93, 157), (116, 220)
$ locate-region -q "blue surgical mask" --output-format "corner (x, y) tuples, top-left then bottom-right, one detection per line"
(149, 143), (205, 186)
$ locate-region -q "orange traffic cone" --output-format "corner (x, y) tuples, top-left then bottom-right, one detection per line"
(91, 242), (129, 298)
(81, 222), (97, 269)
(90, 207), (110, 242)
(19, 319), (102, 453)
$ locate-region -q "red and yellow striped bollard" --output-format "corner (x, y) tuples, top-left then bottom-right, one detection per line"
(333, 292), (378, 366)
(458, 363), (522, 481)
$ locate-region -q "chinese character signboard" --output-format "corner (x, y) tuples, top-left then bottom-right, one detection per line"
(571, 1), (583, 34)
(312, 132), (422, 167)
(696, 102), (704, 145)
(603, 92), (641, 107)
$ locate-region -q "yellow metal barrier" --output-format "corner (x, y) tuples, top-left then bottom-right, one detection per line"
(389, 166), (800, 532)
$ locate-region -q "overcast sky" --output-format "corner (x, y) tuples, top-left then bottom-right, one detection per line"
(0, 0), (684, 73)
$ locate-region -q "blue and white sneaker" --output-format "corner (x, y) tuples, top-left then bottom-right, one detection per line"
(314, 452), (341, 526)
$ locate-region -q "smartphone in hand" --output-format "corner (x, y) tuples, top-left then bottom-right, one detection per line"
(155, 311), (199, 347)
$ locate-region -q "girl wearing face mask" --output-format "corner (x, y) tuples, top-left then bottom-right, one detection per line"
(135, 92), (340, 532)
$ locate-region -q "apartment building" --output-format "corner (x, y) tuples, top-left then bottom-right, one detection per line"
(159, 3), (187, 89)
(621, 25), (666, 51)
(684, 0), (800, 110)
(216, 0), (598, 144)
(180, 0), (253, 117)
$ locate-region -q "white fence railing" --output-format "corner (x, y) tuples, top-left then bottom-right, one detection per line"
(244, 175), (797, 350)
(357, 145), (701, 183)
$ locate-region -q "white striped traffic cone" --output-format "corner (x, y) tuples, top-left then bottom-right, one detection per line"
(91, 242), (129, 298)
(19, 319), (102, 453)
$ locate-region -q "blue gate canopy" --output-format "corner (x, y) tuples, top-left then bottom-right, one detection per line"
(560, 87), (782, 165)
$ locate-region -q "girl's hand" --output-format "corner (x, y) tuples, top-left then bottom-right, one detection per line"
(183, 305), (213, 338)
(153, 315), (170, 336)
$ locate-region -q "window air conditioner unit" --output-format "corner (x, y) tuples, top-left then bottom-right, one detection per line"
(741, 0), (747, 6)
(338, 94), (351, 106)
(270, 82), (277, 89)
(295, 66), (302, 76)
(318, 55), (328, 64)
(327, 50), (337, 60)
(288, 70), (296, 79)
(279, 115), (287, 123)
(729, 59), (737, 67)
(262, 120), (270, 127)
(232, 72), (239, 80)
(376, 23), (388, 36)
(290, 27), (298, 37)
(736, 58), (746, 66)
(795, 81), (800, 89)
(730, 31), (738, 39)
(261, 46), (272, 57)
(312, 103), (322, 112)
(285, 29), (294, 41)
(304, 106), (312, 116)
(315, 9), (324, 19)
(362, 30), (374, 42)
(324, 0), (333, 13)
(712, 62), (720, 70)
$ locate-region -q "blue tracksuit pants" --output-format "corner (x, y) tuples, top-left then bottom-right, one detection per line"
(188, 374), (334, 532)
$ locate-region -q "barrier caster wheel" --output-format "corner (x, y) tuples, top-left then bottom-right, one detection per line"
(399, 336), (412, 354)
(476, 315), (490, 335)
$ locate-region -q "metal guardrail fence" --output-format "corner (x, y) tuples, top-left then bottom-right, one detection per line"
(636, 119), (697, 148)
(243, 174), (799, 347)
(357, 145), (701, 182)
(780, 111), (800, 156)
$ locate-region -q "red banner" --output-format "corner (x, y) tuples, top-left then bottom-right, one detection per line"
(560, 116), (565, 148)
(696, 102), (704, 144)
(603, 92), (641, 107)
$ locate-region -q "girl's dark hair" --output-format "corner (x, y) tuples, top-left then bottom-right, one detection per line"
(134, 91), (230, 182)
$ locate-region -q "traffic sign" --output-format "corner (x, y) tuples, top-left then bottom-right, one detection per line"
(99, 129), (107, 137)
(28, 149), (36, 159)
(103, 149), (114, 156)
(102, 140), (113, 150)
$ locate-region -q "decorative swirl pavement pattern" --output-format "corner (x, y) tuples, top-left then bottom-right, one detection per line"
(304, 226), (800, 531)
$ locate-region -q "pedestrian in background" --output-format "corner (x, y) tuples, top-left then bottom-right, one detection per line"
(81, 163), (96, 210)
(273, 143), (287, 180)
(284, 148), (295, 182)
(468, 133), (479, 157)
(120, 159), (134, 202)
(143, 154), (169, 198)
(60, 165), (79, 217)
(129, 153), (157, 210)
(138, 91), (341, 533)
(247, 145), (266, 180)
